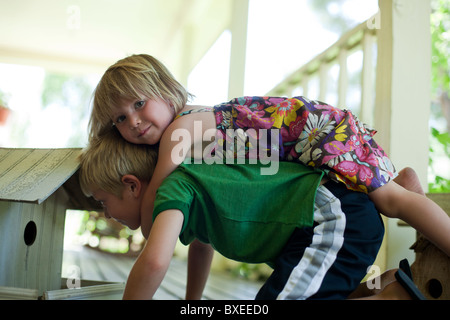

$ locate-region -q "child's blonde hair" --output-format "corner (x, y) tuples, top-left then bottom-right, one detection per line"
(79, 130), (158, 198)
(89, 54), (192, 139)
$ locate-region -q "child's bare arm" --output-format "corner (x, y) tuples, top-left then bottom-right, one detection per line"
(140, 112), (215, 238)
(186, 239), (214, 300)
(140, 118), (194, 238)
(123, 209), (184, 299)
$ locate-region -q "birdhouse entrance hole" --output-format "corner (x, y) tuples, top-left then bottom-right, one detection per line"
(24, 221), (37, 246)
(426, 279), (443, 299)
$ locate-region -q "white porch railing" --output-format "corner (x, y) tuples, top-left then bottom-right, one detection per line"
(265, 0), (433, 271)
(267, 15), (378, 127)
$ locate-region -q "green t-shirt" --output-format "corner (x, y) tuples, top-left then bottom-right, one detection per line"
(153, 162), (323, 265)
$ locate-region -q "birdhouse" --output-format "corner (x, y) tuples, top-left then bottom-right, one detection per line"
(0, 147), (112, 299)
(410, 193), (450, 300)
(411, 235), (450, 300)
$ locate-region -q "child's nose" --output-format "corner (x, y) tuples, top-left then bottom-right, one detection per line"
(129, 114), (141, 128)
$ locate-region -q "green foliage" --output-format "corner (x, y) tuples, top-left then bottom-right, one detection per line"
(431, 0), (450, 98)
(429, 0), (450, 193)
(429, 128), (450, 193)
(431, 127), (450, 151)
(229, 262), (270, 282)
(77, 211), (145, 255)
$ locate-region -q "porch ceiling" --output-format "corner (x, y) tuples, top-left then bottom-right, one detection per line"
(0, 0), (233, 78)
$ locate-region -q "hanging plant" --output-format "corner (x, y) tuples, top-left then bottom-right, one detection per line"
(0, 91), (11, 125)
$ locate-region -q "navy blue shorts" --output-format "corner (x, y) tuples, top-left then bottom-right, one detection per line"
(256, 180), (385, 300)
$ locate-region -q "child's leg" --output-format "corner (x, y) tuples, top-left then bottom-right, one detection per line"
(369, 180), (450, 257)
(347, 269), (397, 298)
(393, 167), (425, 196)
(353, 278), (417, 300)
(349, 268), (423, 300)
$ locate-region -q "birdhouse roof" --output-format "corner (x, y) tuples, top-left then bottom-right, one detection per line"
(0, 148), (81, 204)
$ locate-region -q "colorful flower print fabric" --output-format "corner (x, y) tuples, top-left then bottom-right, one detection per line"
(211, 96), (397, 193)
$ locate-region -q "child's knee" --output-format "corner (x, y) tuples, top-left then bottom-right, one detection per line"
(394, 167), (425, 196)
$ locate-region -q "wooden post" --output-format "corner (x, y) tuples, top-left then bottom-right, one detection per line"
(227, 0), (249, 99)
(375, 0), (431, 268)
(360, 31), (376, 126)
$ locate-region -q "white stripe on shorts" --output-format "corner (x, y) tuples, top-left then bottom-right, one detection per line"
(276, 185), (346, 300)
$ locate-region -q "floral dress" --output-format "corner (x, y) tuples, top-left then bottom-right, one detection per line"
(177, 96), (397, 193)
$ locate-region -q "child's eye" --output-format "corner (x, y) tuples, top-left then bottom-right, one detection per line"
(134, 100), (145, 109)
(115, 115), (126, 124)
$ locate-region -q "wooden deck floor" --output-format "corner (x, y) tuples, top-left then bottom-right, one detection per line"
(62, 246), (263, 300)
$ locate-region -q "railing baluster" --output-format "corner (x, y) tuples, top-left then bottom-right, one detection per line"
(361, 31), (376, 126)
(337, 48), (348, 108)
(319, 62), (329, 102)
(301, 75), (309, 98)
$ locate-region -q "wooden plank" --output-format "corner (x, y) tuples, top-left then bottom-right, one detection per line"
(91, 252), (131, 283)
(44, 282), (125, 300)
(102, 255), (135, 281)
(153, 286), (182, 300)
(158, 275), (186, 300)
(204, 272), (260, 300)
(159, 259), (237, 300)
(163, 258), (261, 300)
(0, 148), (80, 204)
(62, 246), (264, 300)
(77, 249), (107, 281)
(63, 248), (185, 299)
(0, 286), (39, 300)
(64, 247), (133, 283)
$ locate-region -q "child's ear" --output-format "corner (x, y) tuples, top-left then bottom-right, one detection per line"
(121, 175), (142, 197)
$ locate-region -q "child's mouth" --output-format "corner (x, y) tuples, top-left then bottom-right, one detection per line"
(138, 126), (150, 137)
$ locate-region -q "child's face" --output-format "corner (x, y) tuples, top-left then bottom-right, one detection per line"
(92, 188), (141, 230)
(111, 96), (175, 145)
